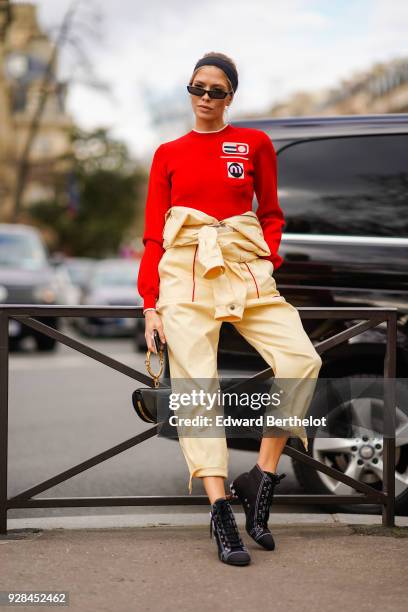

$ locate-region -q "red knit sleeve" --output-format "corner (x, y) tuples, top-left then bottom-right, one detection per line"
(137, 144), (171, 310)
(253, 132), (285, 271)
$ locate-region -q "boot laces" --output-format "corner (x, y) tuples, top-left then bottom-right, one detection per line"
(257, 479), (273, 527)
(257, 473), (286, 527)
(210, 501), (243, 549)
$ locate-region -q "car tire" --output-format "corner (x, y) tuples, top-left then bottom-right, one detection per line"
(35, 334), (57, 352)
(292, 373), (408, 515)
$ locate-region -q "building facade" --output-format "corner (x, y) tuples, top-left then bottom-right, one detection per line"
(0, 1), (74, 221)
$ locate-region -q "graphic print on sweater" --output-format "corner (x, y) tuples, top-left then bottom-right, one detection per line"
(222, 141), (250, 156)
(227, 161), (245, 179)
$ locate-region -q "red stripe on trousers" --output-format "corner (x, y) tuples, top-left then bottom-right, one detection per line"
(244, 262), (260, 298)
(192, 244), (198, 301)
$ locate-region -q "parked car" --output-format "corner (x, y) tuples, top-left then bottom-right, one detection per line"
(76, 258), (142, 337)
(145, 113), (408, 514)
(49, 256), (95, 331)
(49, 261), (82, 306)
(62, 257), (97, 300)
(0, 223), (61, 351)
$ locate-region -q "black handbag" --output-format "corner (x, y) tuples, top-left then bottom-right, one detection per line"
(131, 342), (170, 423)
(132, 386), (172, 423)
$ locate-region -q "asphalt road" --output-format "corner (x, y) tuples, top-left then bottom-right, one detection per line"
(7, 322), (325, 519)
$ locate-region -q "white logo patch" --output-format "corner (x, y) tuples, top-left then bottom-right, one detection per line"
(227, 161), (245, 179)
(222, 142), (249, 155)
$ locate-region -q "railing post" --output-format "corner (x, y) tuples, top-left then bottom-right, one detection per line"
(382, 311), (397, 527)
(0, 311), (9, 534)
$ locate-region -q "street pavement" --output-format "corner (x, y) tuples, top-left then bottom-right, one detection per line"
(2, 511), (407, 612)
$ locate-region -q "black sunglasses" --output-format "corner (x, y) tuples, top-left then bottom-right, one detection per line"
(186, 85), (232, 100)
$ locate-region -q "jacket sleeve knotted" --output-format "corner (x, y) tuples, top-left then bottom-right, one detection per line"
(137, 144), (171, 310)
(253, 132), (285, 271)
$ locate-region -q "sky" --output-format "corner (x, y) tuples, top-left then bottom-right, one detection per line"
(22, 0), (408, 160)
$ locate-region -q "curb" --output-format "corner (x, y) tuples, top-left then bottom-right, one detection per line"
(5, 512), (408, 532)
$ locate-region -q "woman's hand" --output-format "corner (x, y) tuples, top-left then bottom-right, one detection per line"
(144, 310), (166, 353)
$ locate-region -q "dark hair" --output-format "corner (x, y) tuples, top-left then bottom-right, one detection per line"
(189, 52), (238, 95)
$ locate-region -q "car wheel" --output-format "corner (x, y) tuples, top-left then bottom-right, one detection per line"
(35, 334), (57, 352)
(292, 374), (408, 515)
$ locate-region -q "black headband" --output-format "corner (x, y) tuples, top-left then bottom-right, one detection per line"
(193, 57), (238, 93)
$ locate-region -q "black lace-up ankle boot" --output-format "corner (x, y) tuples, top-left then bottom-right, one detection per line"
(229, 463), (286, 550)
(209, 497), (251, 566)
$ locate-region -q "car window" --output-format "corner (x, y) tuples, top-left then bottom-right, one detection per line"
(0, 232), (48, 269)
(278, 134), (408, 237)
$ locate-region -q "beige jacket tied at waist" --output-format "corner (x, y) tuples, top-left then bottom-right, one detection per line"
(159, 205), (282, 321)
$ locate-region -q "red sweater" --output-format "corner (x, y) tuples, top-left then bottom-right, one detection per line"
(137, 123), (285, 310)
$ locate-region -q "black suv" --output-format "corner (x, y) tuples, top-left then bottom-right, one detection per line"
(220, 114), (408, 514)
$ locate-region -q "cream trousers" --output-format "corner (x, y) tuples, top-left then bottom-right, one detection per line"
(155, 206), (323, 494)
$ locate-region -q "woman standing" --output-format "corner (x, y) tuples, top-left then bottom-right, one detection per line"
(137, 52), (322, 566)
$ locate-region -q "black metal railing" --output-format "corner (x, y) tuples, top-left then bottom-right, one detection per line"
(0, 305), (397, 534)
